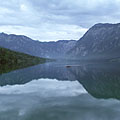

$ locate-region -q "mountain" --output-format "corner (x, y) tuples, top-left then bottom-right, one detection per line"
(0, 33), (76, 58)
(68, 23), (120, 60)
(0, 47), (46, 74)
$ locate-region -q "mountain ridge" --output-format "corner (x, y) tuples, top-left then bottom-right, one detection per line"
(68, 23), (120, 60)
(0, 32), (77, 58)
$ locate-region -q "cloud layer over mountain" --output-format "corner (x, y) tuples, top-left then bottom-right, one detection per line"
(0, 0), (120, 41)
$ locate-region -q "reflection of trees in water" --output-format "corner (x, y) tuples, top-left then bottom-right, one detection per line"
(0, 63), (76, 86)
(1, 61), (120, 100)
(0, 60), (46, 75)
(0, 63), (35, 75)
(68, 63), (120, 100)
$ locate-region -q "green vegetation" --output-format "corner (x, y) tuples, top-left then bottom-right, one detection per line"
(0, 47), (46, 74)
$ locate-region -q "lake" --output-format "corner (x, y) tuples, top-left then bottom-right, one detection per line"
(0, 61), (120, 120)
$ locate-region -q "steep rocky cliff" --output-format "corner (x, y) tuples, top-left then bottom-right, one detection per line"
(68, 23), (120, 59)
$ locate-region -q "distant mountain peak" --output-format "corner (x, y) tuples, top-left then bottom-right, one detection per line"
(0, 32), (8, 36)
(68, 23), (120, 59)
(92, 23), (120, 29)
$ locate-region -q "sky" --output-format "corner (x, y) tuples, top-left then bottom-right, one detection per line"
(0, 0), (120, 41)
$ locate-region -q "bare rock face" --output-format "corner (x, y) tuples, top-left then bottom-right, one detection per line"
(68, 23), (120, 59)
(0, 33), (77, 58)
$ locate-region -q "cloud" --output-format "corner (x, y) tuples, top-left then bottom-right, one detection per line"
(0, 24), (87, 41)
(0, 0), (120, 41)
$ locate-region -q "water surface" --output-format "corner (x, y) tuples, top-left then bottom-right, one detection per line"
(0, 61), (120, 120)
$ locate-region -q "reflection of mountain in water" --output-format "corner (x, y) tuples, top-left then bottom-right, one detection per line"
(1, 61), (120, 100)
(68, 63), (120, 100)
(0, 62), (76, 86)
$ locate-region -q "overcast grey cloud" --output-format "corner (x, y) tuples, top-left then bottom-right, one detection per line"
(0, 0), (120, 41)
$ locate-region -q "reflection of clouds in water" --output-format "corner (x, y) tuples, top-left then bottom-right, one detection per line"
(19, 109), (26, 116)
(0, 81), (119, 120)
(0, 79), (87, 119)
(0, 78), (87, 97)
(0, 78), (120, 120)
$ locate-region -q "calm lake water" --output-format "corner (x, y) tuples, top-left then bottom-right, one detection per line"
(0, 61), (120, 120)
